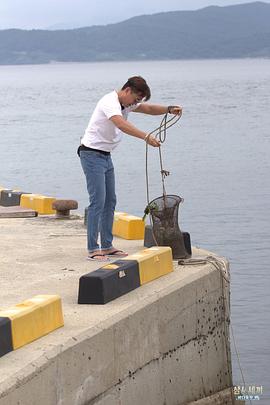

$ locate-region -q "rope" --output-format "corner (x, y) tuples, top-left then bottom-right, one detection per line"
(144, 112), (249, 404)
(178, 256), (252, 405)
(144, 112), (181, 245)
(231, 323), (251, 404)
(144, 112), (181, 224)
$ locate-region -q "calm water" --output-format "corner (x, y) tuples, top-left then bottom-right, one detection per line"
(1, 59), (270, 402)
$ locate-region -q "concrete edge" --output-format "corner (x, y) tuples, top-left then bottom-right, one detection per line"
(0, 259), (226, 400)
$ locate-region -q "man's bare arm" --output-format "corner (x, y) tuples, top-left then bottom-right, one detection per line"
(134, 103), (182, 116)
(110, 115), (160, 147)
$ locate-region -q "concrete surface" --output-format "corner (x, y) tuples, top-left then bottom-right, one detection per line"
(0, 216), (233, 405)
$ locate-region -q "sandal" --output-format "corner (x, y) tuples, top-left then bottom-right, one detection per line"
(105, 249), (128, 257)
(87, 253), (110, 262)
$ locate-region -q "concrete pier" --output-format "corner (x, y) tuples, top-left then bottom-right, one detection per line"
(0, 216), (233, 405)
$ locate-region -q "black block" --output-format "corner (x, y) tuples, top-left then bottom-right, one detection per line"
(0, 317), (13, 357)
(0, 190), (30, 207)
(0, 189), (12, 206)
(183, 232), (192, 256)
(144, 224), (192, 256)
(78, 260), (140, 304)
(143, 225), (155, 248)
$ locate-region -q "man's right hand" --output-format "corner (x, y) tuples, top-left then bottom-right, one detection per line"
(145, 135), (161, 147)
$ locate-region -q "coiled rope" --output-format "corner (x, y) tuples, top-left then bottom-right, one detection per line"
(145, 111), (182, 204)
(178, 256), (251, 404)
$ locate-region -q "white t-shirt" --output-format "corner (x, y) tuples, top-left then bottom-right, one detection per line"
(81, 90), (139, 152)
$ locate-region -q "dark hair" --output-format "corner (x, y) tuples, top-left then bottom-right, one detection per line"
(121, 76), (151, 101)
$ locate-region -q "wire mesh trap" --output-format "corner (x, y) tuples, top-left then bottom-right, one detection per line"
(148, 194), (191, 260)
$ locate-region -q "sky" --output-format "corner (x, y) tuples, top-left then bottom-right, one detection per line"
(1, 0), (270, 30)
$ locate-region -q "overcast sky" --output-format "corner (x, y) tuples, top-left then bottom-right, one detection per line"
(1, 0), (270, 29)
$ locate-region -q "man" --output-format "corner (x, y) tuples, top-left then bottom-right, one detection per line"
(78, 76), (182, 261)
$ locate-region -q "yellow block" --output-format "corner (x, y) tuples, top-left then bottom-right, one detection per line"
(113, 212), (145, 240)
(122, 246), (173, 285)
(0, 295), (64, 350)
(20, 194), (41, 209)
(20, 194), (56, 214)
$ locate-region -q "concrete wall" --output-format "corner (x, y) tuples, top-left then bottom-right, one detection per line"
(0, 258), (232, 405)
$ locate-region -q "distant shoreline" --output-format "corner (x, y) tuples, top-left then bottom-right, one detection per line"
(0, 56), (270, 67)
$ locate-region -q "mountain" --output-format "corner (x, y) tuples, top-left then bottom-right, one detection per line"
(0, 2), (270, 65)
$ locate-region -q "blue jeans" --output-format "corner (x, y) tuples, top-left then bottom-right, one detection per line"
(80, 150), (116, 252)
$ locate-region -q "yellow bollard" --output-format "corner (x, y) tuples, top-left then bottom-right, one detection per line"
(113, 212), (145, 240)
(122, 246), (173, 285)
(20, 194), (56, 214)
(0, 295), (64, 350)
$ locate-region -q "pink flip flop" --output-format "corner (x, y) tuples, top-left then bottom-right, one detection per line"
(87, 253), (110, 262)
(105, 249), (128, 257)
